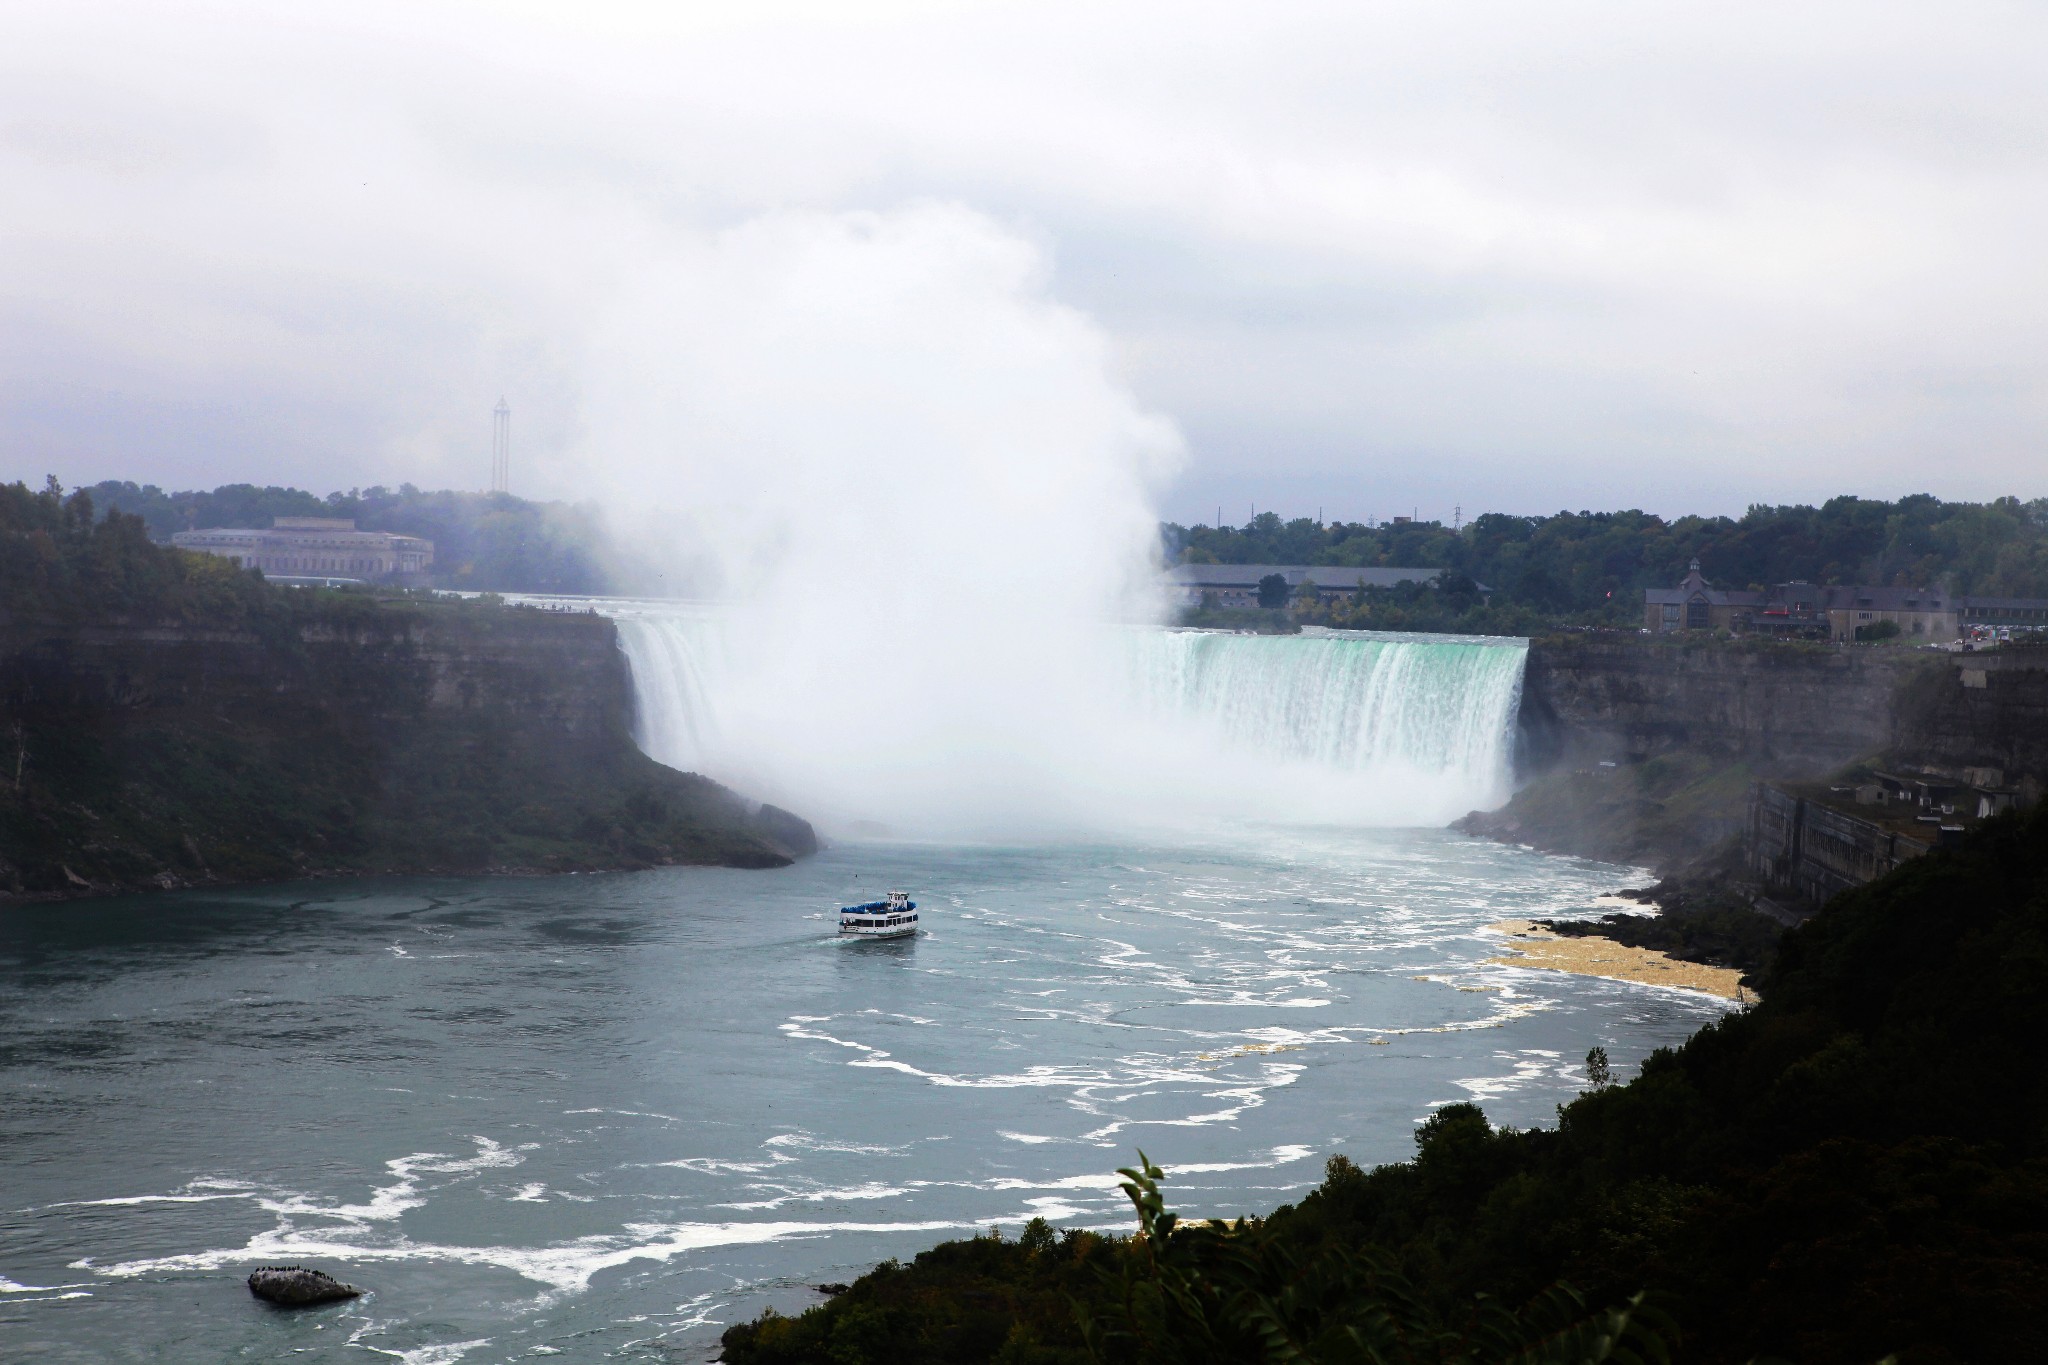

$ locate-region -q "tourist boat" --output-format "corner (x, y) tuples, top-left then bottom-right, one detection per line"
(839, 890), (919, 938)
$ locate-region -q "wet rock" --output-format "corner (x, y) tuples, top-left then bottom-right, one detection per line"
(246, 1266), (361, 1306)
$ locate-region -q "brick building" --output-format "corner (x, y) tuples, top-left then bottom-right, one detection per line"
(1643, 561), (2046, 642)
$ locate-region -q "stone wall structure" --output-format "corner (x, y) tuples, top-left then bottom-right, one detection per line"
(1747, 782), (1941, 906)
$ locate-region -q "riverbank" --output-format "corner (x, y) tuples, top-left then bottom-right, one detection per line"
(1485, 918), (1749, 1001)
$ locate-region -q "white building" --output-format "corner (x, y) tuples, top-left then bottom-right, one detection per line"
(172, 517), (433, 582)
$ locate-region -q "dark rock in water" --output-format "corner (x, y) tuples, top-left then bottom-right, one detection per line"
(247, 1266), (361, 1305)
(752, 803), (820, 859)
(814, 1282), (851, 1296)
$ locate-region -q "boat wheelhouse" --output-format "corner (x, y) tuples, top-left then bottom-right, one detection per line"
(839, 890), (918, 938)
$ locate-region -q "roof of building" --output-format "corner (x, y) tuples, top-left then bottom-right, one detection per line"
(1960, 596), (2048, 610)
(1644, 587), (1765, 606)
(1644, 563), (1969, 613)
(172, 526), (430, 548)
(1167, 564), (1474, 590)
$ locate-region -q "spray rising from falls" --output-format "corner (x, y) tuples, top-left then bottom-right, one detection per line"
(611, 607), (1527, 835)
(563, 206), (1530, 837)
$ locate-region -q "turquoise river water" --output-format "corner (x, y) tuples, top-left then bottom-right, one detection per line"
(0, 827), (1730, 1363)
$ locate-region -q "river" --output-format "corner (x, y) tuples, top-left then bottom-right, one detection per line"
(0, 827), (1727, 1362)
(2, 618), (1733, 1361)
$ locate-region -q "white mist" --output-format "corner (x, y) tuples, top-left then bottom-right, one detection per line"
(569, 203), (1523, 838)
(571, 204), (1180, 836)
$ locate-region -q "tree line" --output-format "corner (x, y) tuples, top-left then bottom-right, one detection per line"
(1167, 495), (2048, 633)
(82, 479), (638, 595)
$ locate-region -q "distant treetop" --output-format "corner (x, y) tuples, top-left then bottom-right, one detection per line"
(83, 480), (638, 596)
(1162, 493), (2048, 629)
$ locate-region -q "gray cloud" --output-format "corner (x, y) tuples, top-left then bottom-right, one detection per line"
(2, 0), (2043, 519)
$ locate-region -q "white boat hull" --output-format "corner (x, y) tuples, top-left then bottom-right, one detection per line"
(839, 890), (919, 937)
(840, 915), (919, 938)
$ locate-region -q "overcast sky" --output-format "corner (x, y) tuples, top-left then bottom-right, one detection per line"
(4, 0), (2045, 524)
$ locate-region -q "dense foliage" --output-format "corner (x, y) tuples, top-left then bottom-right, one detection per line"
(84, 479), (632, 594)
(0, 478), (275, 625)
(1167, 495), (2048, 633)
(726, 1160), (1674, 1365)
(723, 802), (2048, 1363)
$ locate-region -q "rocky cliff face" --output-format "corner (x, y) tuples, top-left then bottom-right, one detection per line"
(0, 601), (815, 900)
(1519, 636), (1935, 773)
(1892, 644), (2048, 784)
(1474, 635), (2044, 880)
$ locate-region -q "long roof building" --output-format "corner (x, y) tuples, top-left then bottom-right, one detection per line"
(1165, 563), (1482, 606)
(171, 517), (433, 583)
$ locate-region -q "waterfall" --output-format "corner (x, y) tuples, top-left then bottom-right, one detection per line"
(1126, 630), (1526, 792)
(604, 604), (1526, 831)
(608, 607), (728, 773)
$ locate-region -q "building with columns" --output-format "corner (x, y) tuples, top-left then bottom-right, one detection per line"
(172, 517), (433, 582)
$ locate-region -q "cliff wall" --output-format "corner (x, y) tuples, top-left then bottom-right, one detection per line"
(0, 601), (814, 900)
(1891, 643), (2048, 780)
(1519, 636), (1935, 772)
(1471, 637), (2043, 880)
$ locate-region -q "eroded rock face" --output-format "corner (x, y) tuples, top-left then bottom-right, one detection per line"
(752, 803), (820, 860)
(246, 1266), (361, 1306)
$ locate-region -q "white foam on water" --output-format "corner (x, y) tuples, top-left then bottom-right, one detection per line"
(1450, 1050), (1578, 1104)
(81, 1218), (974, 1296)
(354, 1338), (494, 1365)
(763, 1133), (903, 1156)
(720, 1184), (913, 1211)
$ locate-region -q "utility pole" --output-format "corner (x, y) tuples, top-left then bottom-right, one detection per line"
(491, 398), (511, 494)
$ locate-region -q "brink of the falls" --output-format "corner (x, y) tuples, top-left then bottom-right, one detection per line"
(609, 606), (1526, 837)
